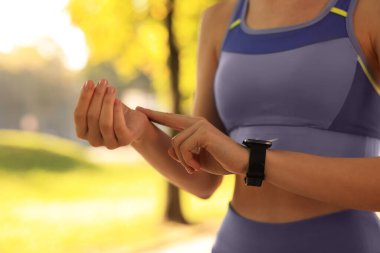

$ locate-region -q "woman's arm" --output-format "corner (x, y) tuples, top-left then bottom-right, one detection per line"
(75, 79), (225, 199)
(357, 0), (380, 83)
(368, 0), (380, 82)
(136, 105), (380, 212)
(74, 79), (222, 199)
(74, 2), (241, 199)
(130, 120), (222, 199)
(260, 150), (380, 212)
(248, 1), (380, 212)
(127, 2), (238, 198)
(136, 103), (380, 211)
(134, 0), (380, 209)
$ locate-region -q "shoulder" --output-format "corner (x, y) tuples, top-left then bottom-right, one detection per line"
(355, 0), (380, 38)
(360, 0), (380, 45)
(199, 0), (238, 58)
(355, 0), (380, 20)
(354, 0), (380, 78)
(201, 0), (237, 20)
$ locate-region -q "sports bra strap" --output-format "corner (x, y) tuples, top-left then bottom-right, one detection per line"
(228, 0), (246, 27)
(334, 0), (351, 11)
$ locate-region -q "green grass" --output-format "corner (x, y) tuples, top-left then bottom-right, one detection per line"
(0, 145), (92, 172)
(0, 130), (234, 253)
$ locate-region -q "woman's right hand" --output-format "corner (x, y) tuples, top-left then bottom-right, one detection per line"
(74, 79), (150, 149)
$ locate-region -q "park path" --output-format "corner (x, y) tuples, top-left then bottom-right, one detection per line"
(143, 234), (216, 253)
(106, 221), (220, 253)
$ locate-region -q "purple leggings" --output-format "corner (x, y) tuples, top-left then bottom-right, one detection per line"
(212, 202), (380, 253)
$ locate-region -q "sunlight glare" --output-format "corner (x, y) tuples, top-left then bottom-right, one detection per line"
(0, 0), (88, 71)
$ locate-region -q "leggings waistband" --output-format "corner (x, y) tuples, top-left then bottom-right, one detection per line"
(212, 202), (380, 253)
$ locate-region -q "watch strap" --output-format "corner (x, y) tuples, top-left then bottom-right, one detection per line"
(242, 139), (271, 187)
(245, 144), (266, 186)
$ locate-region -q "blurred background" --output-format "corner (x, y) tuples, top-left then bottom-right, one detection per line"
(0, 0), (236, 252)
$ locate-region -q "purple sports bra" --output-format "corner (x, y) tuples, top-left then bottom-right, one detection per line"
(214, 0), (380, 157)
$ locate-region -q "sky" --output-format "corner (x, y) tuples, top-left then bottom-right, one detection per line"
(0, 0), (88, 71)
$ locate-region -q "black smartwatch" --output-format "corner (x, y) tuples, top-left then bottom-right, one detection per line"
(242, 138), (272, 187)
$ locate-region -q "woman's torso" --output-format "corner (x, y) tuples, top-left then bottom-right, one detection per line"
(212, 0), (380, 223)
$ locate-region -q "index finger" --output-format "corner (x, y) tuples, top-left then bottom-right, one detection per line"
(135, 106), (194, 131)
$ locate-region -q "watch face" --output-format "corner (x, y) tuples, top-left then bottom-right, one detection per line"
(243, 138), (272, 147)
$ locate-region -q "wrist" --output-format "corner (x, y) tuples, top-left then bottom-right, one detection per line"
(131, 119), (155, 146)
(241, 138), (272, 186)
(238, 145), (250, 176)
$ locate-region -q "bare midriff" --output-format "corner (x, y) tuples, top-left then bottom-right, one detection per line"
(231, 174), (348, 223)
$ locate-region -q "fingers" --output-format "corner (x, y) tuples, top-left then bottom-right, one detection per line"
(121, 102), (131, 115)
(99, 86), (119, 149)
(168, 146), (195, 174)
(135, 106), (194, 131)
(74, 80), (95, 139)
(87, 79), (109, 146)
(169, 122), (203, 173)
(113, 99), (133, 146)
(75, 79), (132, 150)
(180, 134), (202, 171)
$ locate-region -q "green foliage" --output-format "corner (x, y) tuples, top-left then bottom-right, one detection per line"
(67, 0), (218, 112)
(174, 0), (219, 113)
(67, 0), (170, 107)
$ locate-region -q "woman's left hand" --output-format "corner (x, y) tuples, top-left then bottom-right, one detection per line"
(135, 106), (249, 176)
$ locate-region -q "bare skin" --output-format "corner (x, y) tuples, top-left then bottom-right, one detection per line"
(204, 0), (380, 222)
(74, 0), (380, 224)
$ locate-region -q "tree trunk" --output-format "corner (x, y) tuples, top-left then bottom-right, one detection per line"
(163, 0), (189, 224)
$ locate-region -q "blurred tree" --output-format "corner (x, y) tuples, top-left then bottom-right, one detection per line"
(67, 0), (218, 223)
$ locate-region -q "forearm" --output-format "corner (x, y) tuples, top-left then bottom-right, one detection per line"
(131, 121), (222, 199)
(261, 149), (380, 211)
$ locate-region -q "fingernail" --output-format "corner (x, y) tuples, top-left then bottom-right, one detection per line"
(82, 81), (87, 90)
(86, 80), (94, 90)
(114, 99), (120, 106)
(189, 160), (199, 171)
(169, 153), (179, 162)
(169, 148), (179, 161)
(100, 79), (108, 87)
(169, 153), (180, 162)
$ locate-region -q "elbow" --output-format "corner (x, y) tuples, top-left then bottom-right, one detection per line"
(195, 175), (223, 200)
(197, 190), (214, 200)
(196, 189), (214, 200)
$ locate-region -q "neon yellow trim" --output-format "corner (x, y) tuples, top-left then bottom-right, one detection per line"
(330, 7), (348, 17)
(229, 19), (241, 30)
(358, 56), (380, 96)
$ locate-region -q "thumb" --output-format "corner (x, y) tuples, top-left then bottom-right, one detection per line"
(121, 102), (132, 114)
(135, 106), (145, 112)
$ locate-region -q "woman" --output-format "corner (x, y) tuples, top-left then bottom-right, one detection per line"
(74, 0), (380, 252)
